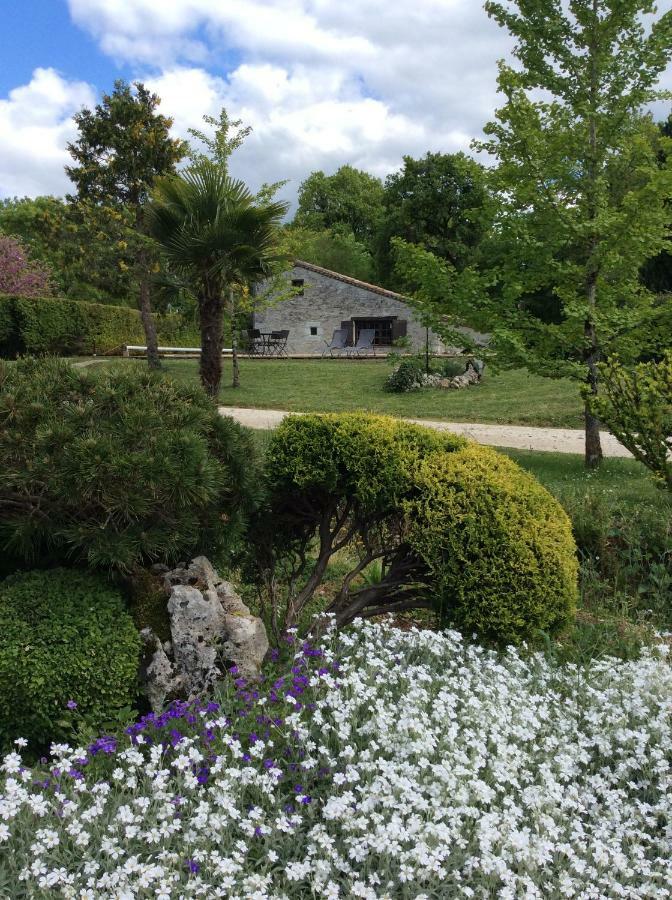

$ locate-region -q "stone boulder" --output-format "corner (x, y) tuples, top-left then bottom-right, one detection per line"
(140, 556), (269, 711)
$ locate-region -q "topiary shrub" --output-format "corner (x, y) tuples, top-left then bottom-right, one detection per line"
(407, 445), (578, 644)
(0, 357), (259, 573)
(0, 568), (140, 752)
(251, 413), (578, 644)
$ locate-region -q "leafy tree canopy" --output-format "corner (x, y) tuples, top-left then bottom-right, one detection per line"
(477, 0), (672, 466)
(0, 234), (53, 298)
(294, 165), (385, 248)
(66, 80), (187, 209)
(379, 152), (493, 285)
(281, 224), (376, 282)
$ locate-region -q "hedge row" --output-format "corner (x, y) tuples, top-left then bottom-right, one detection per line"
(0, 294), (199, 357)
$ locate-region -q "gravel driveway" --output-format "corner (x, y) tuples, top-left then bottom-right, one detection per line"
(218, 406), (632, 457)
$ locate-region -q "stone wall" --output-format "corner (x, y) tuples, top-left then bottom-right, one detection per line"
(253, 263), (447, 356)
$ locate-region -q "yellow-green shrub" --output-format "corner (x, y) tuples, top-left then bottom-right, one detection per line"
(408, 444), (578, 644)
(254, 413), (578, 644)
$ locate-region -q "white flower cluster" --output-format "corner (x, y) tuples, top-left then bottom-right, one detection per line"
(1, 621), (671, 898)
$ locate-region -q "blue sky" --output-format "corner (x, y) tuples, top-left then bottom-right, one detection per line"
(1, 1), (116, 97)
(2, 0), (672, 206)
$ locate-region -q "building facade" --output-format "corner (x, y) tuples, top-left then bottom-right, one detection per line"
(253, 260), (447, 356)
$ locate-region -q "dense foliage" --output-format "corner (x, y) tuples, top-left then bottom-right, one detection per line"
(590, 353), (672, 490)
(477, 0), (672, 467)
(0, 358), (258, 573)
(0, 568), (140, 753)
(2, 621), (670, 897)
(294, 165), (385, 250)
(378, 152), (492, 286)
(0, 234), (53, 298)
(0, 196), (139, 305)
(0, 294), (197, 357)
(254, 413), (577, 643)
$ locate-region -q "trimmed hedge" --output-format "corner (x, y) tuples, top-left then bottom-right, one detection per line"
(408, 444), (579, 644)
(257, 412), (578, 644)
(0, 293), (198, 357)
(0, 568), (140, 753)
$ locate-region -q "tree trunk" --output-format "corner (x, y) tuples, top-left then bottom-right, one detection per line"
(584, 7), (602, 470)
(199, 287), (224, 397)
(138, 261), (161, 371)
(584, 320), (603, 469)
(229, 288), (240, 388)
(135, 207), (160, 371)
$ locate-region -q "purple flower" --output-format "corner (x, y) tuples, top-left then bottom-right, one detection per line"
(66, 700), (77, 710)
(196, 767), (209, 785)
(88, 736), (117, 756)
(184, 859), (200, 875)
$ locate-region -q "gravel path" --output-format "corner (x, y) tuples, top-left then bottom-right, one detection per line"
(218, 406), (633, 458)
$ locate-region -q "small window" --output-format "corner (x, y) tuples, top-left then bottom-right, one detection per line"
(310, 326), (318, 336)
(291, 278), (305, 296)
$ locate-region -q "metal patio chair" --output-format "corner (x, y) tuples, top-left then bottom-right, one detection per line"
(348, 328), (376, 358)
(247, 328), (264, 357)
(321, 327), (348, 358)
(268, 329), (290, 357)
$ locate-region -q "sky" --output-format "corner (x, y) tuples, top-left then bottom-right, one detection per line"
(2, 0), (672, 211)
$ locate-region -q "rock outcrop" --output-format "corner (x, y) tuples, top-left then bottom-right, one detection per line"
(140, 556), (269, 711)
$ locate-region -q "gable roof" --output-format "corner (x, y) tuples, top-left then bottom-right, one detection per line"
(293, 259), (407, 302)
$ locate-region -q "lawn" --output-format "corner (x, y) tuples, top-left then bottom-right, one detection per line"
(109, 357), (585, 428)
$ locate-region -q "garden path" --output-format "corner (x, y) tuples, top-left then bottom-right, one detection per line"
(218, 405), (633, 457)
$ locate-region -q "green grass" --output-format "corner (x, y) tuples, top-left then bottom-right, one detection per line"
(108, 358), (584, 428)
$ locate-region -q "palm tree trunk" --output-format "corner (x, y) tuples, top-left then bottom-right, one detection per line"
(229, 288), (240, 388)
(199, 287), (224, 397)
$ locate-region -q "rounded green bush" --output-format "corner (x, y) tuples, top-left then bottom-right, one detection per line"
(258, 412), (577, 643)
(0, 357), (259, 573)
(408, 444), (578, 644)
(0, 568), (140, 752)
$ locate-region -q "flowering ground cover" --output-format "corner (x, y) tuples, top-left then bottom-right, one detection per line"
(1, 621), (671, 899)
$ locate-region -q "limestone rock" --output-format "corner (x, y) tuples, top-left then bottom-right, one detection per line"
(140, 557), (269, 711)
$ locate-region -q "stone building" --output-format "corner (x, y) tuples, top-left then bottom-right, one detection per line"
(253, 260), (449, 356)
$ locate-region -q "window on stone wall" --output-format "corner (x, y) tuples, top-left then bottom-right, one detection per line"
(291, 278), (305, 296)
(354, 318), (394, 346)
(310, 326), (318, 336)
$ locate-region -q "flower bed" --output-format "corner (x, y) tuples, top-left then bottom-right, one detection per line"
(1, 622), (671, 898)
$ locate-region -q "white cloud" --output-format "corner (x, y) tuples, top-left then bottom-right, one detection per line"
(0, 68), (96, 198)
(66, 0), (511, 204)
(4, 1), (672, 204)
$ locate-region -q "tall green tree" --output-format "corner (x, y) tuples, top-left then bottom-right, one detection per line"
(0, 196), (137, 304)
(476, 0), (672, 467)
(66, 80), (187, 367)
(294, 165), (385, 249)
(148, 160), (288, 396)
(379, 152), (492, 287)
(282, 224), (376, 282)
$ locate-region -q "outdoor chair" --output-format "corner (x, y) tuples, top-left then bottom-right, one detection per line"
(348, 328), (376, 358)
(247, 328), (263, 357)
(268, 329), (289, 358)
(321, 327), (348, 358)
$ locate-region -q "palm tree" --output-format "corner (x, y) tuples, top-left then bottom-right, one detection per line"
(147, 160), (288, 396)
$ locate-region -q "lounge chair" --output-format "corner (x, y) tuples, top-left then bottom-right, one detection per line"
(321, 328), (348, 358)
(348, 328), (376, 358)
